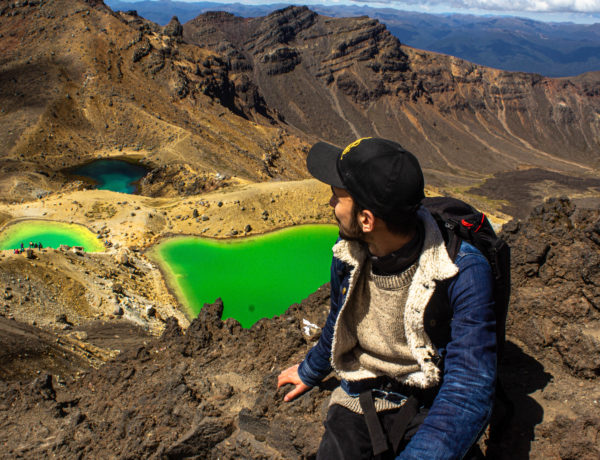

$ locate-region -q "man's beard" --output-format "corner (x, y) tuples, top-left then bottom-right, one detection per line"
(336, 213), (365, 242)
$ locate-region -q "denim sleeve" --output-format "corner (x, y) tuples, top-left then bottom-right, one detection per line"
(297, 257), (344, 387)
(398, 245), (497, 460)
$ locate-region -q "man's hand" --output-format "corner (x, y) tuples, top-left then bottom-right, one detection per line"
(277, 364), (311, 402)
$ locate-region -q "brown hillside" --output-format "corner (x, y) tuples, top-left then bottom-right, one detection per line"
(184, 7), (600, 211)
(0, 0), (312, 204)
(0, 1), (598, 215)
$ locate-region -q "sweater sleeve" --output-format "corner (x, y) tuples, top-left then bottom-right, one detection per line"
(297, 257), (345, 387)
(398, 245), (497, 460)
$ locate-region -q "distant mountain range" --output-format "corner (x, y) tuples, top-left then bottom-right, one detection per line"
(105, 0), (600, 77)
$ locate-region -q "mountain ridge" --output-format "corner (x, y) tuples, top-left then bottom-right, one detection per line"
(181, 5), (600, 216)
(106, 0), (600, 77)
(2, 1), (599, 217)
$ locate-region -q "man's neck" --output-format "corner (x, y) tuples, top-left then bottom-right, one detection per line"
(366, 229), (416, 257)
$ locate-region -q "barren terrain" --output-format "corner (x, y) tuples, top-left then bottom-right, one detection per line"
(0, 1), (599, 458)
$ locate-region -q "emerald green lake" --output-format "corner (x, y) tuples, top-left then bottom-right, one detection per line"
(70, 159), (149, 194)
(0, 220), (105, 252)
(151, 225), (339, 328)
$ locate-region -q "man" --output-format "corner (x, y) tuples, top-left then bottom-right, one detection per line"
(277, 137), (497, 459)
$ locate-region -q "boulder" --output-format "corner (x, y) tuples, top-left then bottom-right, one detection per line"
(115, 249), (129, 265)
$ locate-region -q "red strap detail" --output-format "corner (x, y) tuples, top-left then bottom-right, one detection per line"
(474, 214), (485, 233)
(461, 214), (485, 232)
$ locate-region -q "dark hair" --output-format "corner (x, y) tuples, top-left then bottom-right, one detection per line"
(352, 202), (419, 236)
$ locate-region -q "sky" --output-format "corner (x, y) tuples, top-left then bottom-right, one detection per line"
(165, 0), (600, 23)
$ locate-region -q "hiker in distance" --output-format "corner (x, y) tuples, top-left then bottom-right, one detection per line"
(278, 137), (498, 459)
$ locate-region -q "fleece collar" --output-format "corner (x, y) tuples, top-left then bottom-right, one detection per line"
(332, 207), (457, 281)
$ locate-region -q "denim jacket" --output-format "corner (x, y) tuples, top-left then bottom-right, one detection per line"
(298, 209), (496, 460)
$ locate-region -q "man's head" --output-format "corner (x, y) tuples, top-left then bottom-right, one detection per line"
(307, 137), (425, 239)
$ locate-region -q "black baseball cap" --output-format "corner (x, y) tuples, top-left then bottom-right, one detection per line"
(306, 137), (425, 219)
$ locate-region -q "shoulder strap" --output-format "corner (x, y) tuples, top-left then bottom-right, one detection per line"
(359, 391), (389, 456)
(446, 232), (462, 261)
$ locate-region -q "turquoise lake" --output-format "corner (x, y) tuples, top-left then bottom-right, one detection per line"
(70, 159), (149, 194)
(150, 225), (339, 328)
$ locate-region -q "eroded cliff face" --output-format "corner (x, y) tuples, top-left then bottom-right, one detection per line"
(184, 6), (600, 187)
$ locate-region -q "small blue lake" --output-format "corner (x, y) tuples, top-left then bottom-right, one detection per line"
(70, 159), (149, 194)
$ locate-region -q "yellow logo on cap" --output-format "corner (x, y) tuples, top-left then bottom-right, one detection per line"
(340, 137), (372, 160)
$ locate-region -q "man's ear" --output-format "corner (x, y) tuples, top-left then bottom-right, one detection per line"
(358, 209), (376, 233)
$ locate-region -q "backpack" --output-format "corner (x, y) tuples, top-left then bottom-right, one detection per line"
(422, 196), (511, 357)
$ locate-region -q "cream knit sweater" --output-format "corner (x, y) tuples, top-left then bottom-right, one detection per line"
(330, 262), (421, 413)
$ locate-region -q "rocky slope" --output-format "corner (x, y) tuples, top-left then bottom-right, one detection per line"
(0, 2), (599, 458)
(183, 7), (600, 174)
(0, 0), (312, 204)
(1, 198), (599, 459)
(183, 7), (600, 213)
(1, 1), (599, 216)
(493, 198), (600, 458)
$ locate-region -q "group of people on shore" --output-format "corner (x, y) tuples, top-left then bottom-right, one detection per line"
(13, 241), (43, 254)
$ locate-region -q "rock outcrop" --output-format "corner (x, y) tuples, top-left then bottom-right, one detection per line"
(503, 197), (600, 378)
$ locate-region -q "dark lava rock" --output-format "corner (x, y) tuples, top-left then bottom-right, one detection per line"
(261, 46), (301, 75)
(164, 416), (234, 459)
(161, 316), (183, 340)
(55, 314), (71, 325)
(132, 39), (152, 63)
(163, 16), (183, 39)
(538, 416), (600, 459)
(502, 197), (600, 379)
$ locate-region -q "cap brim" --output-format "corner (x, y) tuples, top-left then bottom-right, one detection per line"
(306, 141), (345, 188)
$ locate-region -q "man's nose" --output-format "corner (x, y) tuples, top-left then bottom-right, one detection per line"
(329, 194), (336, 208)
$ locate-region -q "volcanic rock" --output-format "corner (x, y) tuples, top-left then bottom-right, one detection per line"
(163, 16), (183, 39)
(502, 197), (600, 379)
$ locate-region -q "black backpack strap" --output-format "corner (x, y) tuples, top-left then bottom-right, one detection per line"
(446, 232), (462, 261)
(388, 395), (419, 453)
(359, 391), (389, 456)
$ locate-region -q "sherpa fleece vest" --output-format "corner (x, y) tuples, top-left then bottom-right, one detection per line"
(330, 261), (420, 413)
(330, 208), (459, 390)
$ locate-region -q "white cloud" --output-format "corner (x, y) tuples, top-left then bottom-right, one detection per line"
(458, 0), (600, 13)
(365, 0), (600, 13)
